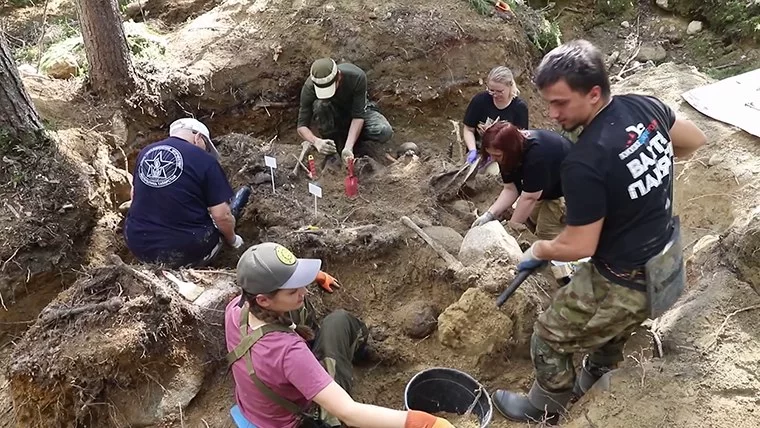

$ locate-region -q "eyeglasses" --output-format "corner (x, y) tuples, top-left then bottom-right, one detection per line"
(486, 85), (510, 95)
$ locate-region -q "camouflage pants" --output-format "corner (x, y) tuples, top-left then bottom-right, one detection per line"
(528, 198), (566, 241)
(531, 262), (649, 391)
(312, 100), (393, 154)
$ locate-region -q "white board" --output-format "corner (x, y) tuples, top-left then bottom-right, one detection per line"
(308, 183), (322, 198)
(264, 156), (277, 168)
(681, 68), (760, 138)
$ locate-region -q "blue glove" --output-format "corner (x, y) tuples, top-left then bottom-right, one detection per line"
(466, 149), (478, 164)
(517, 243), (546, 271)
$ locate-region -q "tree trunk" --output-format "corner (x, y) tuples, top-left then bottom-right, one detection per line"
(0, 32), (44, 144)
(76, 0), (136, 97)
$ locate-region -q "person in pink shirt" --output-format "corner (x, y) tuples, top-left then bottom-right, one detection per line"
(225, 242), (453, 428)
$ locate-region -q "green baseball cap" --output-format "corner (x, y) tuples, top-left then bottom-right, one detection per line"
(236, 242), (322, 295)
(310, 58), (338, 99)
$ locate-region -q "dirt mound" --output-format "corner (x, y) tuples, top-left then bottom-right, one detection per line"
(7, 258), (235, 427)
(126, 0), (548, 138)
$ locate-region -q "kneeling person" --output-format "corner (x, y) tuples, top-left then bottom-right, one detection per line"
(471, 122), (571, 240)
(125, 118), (245, 268)
(226, 243), (452, 428)
(297, 58), (393, 164)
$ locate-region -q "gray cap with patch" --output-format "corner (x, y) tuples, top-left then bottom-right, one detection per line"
(236, 242), (322, 295)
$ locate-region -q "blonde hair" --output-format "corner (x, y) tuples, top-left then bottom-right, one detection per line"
(487, 66), (520, 98)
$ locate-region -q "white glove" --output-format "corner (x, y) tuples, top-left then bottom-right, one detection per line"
(313, 138), (337, 155)
(228, 234), (244, 249)
(471, 211), (495, 228)
(341, 146), (354, 164)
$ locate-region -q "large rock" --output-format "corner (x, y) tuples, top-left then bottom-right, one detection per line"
(41, 54), (79, 79)
(437, 288), (513, 355)
(422, 226), (464, 255)
(458, 221), (522, 266)
(636, 44), (667, 62)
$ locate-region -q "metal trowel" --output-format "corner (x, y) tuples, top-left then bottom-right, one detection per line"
(162, 271), (205, 302)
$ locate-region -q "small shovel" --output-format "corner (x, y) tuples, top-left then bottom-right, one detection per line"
(345, 158), (358, 197)
(162, 271), (206, 302)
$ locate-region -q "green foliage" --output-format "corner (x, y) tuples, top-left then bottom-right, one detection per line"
(505, 0), (562, 54)
(467, 0), (494, 16)
(670, 0), (760, 43)
(594, 0), (634, 17)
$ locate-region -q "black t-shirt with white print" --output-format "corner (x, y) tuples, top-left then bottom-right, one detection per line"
(499, 130), (572, 200)
(463, 92), (529, 140)
(561, 94), (677, 287)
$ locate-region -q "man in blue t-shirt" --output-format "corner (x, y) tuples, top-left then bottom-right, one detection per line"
(125, 118), (246, 268)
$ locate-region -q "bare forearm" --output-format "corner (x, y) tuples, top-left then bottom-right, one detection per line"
(510, 196), (538, 223)
(534, 234), (590, 262)
(297, 126), (318, 144)
(463, 127), (477, 151)
(339, 403), (407, 428)
(213, 214), (236, 242)
(345, 118), (365, 150)
(489, 186), (519, 217)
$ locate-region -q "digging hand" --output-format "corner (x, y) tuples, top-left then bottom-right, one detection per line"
(517, 242), (547, 271)
(341, 146), (354, 164)
(405, 410), (455, 428)
(471, 211), (495, 228)
(314, 138), (337, 155)
(507, 220), (527, 231)
(466, 149), (478, 164)
(228, 234), (244, 249)
(315, 271), (341, 293)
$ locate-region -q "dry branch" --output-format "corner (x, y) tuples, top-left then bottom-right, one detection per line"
(39, 297), (123, 326)
(400, 216), (464, 271)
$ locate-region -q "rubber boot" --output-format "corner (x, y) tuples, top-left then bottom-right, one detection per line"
(230, 186), (252, 219)
(572, 356), (611, 398)
(492, 381), (573, 425)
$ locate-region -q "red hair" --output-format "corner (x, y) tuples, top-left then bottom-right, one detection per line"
(480, 122), (526, 171)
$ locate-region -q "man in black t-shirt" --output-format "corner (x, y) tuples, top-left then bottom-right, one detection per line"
(491, 40), (706, 424)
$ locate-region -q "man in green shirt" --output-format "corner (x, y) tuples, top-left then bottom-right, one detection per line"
(297, 58), (393, 164)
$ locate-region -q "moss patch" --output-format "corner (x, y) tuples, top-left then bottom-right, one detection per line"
(670, 0), (760, 43)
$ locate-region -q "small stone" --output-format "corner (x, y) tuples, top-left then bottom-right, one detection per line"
(687, 20), (703, 35)
(655, 0), (671, 10)
(400, 301), (439, 339)
(621, 21), (630, 28)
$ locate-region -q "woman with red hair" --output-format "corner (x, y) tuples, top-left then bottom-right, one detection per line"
(470, 122), (572, 239)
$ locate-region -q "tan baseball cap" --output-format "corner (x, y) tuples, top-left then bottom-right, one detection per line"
(310, 58), (338, 99)
(237, 243), (322, 295)
(169, 118), (220, 160)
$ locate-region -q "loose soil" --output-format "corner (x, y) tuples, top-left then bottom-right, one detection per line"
(1, 1), (760, 428)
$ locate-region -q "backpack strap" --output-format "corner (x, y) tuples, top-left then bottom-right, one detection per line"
(226, 302), (306, 416)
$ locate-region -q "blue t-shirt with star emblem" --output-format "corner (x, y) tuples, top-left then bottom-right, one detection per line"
(125, 136), (234, 267)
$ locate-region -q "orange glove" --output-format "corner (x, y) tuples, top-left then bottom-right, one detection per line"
(315, 271), (341, 293)
(404, 410), (454, 428)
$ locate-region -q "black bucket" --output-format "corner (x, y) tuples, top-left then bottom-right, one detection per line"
(404, 367), (493, 427)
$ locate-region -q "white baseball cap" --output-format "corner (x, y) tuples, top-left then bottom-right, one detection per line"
(310, 58), (339, 99)
(169, 118), (220, 160)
